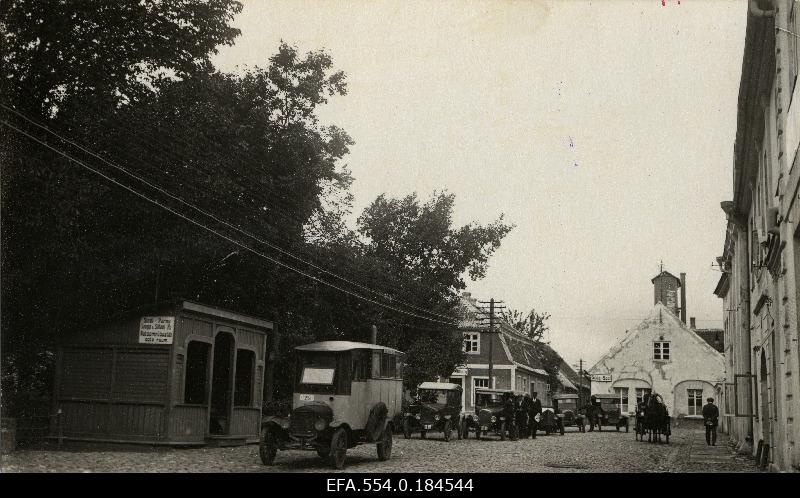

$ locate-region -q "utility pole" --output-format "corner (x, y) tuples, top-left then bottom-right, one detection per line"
(477, 298), (505, 389)
(489, 299), (494, 386)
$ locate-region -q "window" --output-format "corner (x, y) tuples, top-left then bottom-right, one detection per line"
(688, 389), (703, 416)
(792, 3), (800, 106)
(635, 388), (652, 405)
(473, 377), (491, 406)
(184, 341), (210, 404)
(653, 341), (670, 361)
(381, 352), (397, 378)
(463, 332), (480, 354)
(614, 387), (629, 413)
(234, 349), (255, 406)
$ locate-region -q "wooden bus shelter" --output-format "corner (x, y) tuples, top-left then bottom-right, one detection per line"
(51, 300), (272, 446)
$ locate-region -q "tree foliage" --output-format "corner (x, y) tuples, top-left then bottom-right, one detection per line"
(0, 3), (514, 415)
(505, 308), (551, 342)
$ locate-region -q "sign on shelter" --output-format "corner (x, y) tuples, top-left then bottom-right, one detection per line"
(138, 316), (175, 344)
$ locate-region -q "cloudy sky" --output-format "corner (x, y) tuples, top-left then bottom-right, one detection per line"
(213, 0), (747, 368)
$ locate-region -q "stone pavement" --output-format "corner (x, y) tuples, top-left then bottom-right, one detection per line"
(689, 429), (737, 465)
(0, 426), (762, 473)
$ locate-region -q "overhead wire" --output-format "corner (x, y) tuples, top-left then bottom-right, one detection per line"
(0, 114), (458, 326)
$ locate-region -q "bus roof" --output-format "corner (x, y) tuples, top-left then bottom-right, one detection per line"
(295, 341), (403, 354)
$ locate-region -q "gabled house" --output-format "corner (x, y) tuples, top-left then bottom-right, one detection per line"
(445, 292), (589, 412)
(589, 301), (725, 418)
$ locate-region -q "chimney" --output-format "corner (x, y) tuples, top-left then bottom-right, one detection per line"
(371, 324), (378, 345)
(690, 317), (696, 329)
(680, 272), (687, 324)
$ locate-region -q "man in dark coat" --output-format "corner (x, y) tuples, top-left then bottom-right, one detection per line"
(529, 391), (542, 439)
(587, 395), (603, 431)
(702, 397), (719, 446)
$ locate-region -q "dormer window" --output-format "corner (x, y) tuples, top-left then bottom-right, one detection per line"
(463, 332), (480, 355)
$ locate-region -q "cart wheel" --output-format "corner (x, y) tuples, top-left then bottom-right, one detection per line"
(443, 420), (452, 442)
(403, 418), (412, 439)
(330, 427), (348, 470)
(259, 426), (278, 466)
(377, 425), (393, 461)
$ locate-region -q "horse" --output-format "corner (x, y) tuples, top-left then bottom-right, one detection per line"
(644, 393), (670, 444)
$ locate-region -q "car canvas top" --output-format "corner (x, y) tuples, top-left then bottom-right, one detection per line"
(474, 388), (527, 396)
(295, 340), (403, 354)
(553, 393), (579, 400)
(418, 382), (462, 391)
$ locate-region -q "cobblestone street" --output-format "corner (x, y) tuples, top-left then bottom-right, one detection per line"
(0, 427), (760, 473)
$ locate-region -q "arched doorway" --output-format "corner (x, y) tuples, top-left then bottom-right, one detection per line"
(210, 332), (235, 435)
(759, 349), (771, 451)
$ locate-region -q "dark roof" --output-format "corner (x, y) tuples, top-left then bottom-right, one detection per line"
(503, 332), (589, 392)
(651, 271), (681, 285)
(693, 329), (725, 353)
(296, 341), (403, 353)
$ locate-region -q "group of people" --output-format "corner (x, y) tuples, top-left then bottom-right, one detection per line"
(501, 391), (543, 440)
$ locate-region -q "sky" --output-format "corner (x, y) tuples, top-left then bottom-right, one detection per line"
(212, 0), (747, 368)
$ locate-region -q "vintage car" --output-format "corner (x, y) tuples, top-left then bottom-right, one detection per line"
(535, 406), (564, 436)
(553, 393), (585, 432)
(462, 388), (521, 440)
(403, 382), (463, 442)
(258, 341), (404, 469)
(593, 393), (629, 432)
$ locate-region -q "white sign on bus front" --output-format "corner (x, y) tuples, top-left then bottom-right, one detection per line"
(138, 316), (175, 344)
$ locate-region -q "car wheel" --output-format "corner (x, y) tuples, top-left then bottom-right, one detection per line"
(330, 427), (348, 470)
(377, 425), (393, 461)
(443, 420), (452, 442)
(259, 426), (278, 466)
(560, 424), (564, 436)
(403, 418), (412, 439)
(500, 421), (507, 441)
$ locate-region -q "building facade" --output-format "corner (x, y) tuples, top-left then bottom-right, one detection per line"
(446, 293), (589, 413)
(589, 273), (725, 419)
(713, 0), (800, 472)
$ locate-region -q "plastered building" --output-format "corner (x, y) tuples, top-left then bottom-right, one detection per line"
(589, 274), (725, 418)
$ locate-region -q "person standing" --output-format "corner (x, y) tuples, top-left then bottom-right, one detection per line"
(702, 397), (719, 446)
(530, 391), (542, 439)
(587, 395), (603, 431)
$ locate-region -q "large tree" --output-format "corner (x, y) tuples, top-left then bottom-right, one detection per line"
(356, 191), (514, 387)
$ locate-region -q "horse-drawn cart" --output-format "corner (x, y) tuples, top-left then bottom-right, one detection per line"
(635, 393), (671, 444)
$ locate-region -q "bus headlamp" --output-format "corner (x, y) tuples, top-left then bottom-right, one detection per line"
(434, 415), (440, 421)
(491, 416), (497, 422)
(415, 413), (421, 420)
(314, 419), (327, 431)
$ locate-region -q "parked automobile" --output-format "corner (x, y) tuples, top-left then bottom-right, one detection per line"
(553, 393), (585, 432)
(403, 382), (463, 442)
(462, 388), (520, 440)
(258, 341), (404, 469)
(593, 393), (629, 432)
(535, 406), (564, 435)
